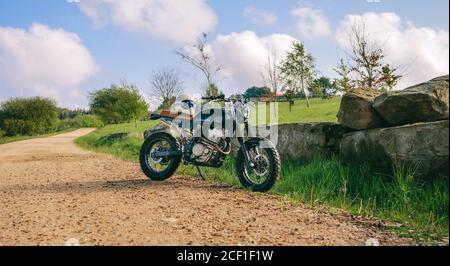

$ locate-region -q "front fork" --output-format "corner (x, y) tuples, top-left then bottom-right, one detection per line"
(236, 121), (255, 169)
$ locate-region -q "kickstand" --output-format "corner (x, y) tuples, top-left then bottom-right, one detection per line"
(196, 166), (206, 181)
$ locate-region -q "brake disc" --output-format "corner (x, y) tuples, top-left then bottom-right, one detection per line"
(252, 154), (269, 177)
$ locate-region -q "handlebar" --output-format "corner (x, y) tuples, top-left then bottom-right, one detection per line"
(201, 94), (249, 103)
(201, 94), (225, 101)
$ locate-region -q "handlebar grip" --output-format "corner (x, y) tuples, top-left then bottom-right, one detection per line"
(202, 94), (225, 101)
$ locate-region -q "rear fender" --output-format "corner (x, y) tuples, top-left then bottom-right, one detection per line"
(144, 121), (182, 140)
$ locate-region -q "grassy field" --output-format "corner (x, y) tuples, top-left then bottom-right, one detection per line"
(271, 97), (341, 124)
(76, 99), (449, 244)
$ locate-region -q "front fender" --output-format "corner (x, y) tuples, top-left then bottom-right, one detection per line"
(246, 137), (276, 149)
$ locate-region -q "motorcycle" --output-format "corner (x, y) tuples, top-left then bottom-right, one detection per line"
(139, 94), (281, 192)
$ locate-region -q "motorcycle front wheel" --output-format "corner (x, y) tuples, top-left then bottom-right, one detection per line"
(139, 132), (181, 181)
(236, 139), (281, 192)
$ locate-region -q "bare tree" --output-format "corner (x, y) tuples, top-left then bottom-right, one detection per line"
(260, 49), (282, 101)
(176, 33), (224, 96)
(345, 21), (386, 89)
(150, 67), (184, 108)
(339, 20), (403, 91)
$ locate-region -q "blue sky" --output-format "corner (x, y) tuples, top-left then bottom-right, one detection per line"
(0, 0), (448, 108)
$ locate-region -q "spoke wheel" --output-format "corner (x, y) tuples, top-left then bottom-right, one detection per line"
(236, 139), (281, 192)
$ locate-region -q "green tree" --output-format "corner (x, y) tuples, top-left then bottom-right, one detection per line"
(311, 77), (336, 99)
(333, 59), (353, 94)
(380, 64), (402, 92)
(0, 97), (58, 136)
(89, 81), (149, 127)
(279, 41), (316, 108)
(205, 83), (223, 97)
(244, 86), (271, 99)
(283, 80), (297, 112)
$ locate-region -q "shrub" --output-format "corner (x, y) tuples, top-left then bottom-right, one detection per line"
(0, 97), (58, 136)
(89, 82), (148, 125)
(74, 114), (104, 128)
(57, 115), (104, 131)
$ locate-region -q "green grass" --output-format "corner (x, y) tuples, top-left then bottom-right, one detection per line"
(75, 120), (157, 161)
(248, 97), (341, 126)
(0, 128), (78, 145)
(274, 157), (448, 242)
(75, 99), (448, 244)
(273, 97), (341, 124)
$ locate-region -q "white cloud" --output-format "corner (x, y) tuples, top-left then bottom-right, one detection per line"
(78, 0), (217, 44)
(336, 12), (449, 89)
(243, 6), (277, 26)
(291, 5), (331, 39)
(183, 31), (298, 94)
(0, 23), (97, 105)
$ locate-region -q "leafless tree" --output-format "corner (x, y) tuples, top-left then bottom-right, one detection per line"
(260, 49), (282, 101)
(175, 33), (224, 96)
(346, 21), (385, 89)
(150, 67), (184, 106)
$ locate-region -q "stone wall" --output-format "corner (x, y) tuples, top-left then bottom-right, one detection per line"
(267, 75), (450, 179)
(340, 120), (449, 179)
(258, 120), (449, 179)
(274, 123), (349, 160)
(231, 123), (349, 161)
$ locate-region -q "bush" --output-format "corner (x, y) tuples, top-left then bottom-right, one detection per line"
(89, 82), (148, 125)
(57, 115), (104, 131)
(0, 97), (58, 136)
(0, 128), (5, 138)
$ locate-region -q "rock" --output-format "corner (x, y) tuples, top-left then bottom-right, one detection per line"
(276, 123), (350, 160)
(128, 132), (144, 138)
(231, 123), (350, 160)
(365, 238), (380, 246)
(373, 75), (449, 126)
(339, 120), (449, 179)
(101, 132), (128, 141)
(337, 88), (385, 130)
(64, 238), (80, 246)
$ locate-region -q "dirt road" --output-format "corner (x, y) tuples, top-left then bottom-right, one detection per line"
(0, 129), (411, 246)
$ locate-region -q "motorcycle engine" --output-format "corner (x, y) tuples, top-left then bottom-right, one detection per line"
(191, 143), (212, 163)
(187, 129), (227, 165)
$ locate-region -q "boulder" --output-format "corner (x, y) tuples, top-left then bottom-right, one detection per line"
(337, 88), (385, 130)
(373, 75), (449, 126)
(231, 123), (350, 160)
(339, 120), (449, 179)
(276, 123), (350, 160)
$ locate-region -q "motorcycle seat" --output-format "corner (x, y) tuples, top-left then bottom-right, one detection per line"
(157, 110), (193, 121)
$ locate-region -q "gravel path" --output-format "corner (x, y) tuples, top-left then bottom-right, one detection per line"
(0, 129), (412, 246)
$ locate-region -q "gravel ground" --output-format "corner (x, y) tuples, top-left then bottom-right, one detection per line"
(0, 129), (414, 246)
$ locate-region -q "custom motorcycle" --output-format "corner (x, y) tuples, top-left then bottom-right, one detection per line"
(139, 94), (280, 192)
